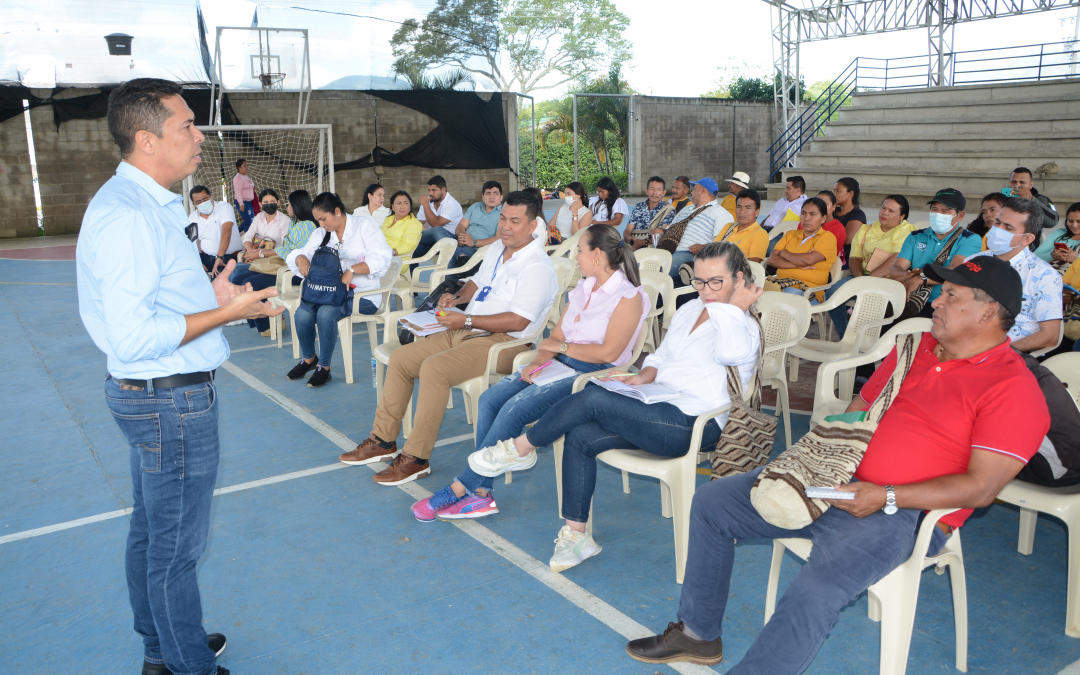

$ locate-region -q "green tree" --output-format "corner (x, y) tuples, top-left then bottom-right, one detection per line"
(394, 62), (476, 90)
(537, 64), (631, 176)
(390, 0), (631, 94)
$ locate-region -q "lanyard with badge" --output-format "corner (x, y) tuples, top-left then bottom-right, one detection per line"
(475, 254), (503, 302)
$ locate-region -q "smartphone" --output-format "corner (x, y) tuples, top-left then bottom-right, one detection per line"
(1055, 243), (1070, 250)
(1001, 187), (1016, 196)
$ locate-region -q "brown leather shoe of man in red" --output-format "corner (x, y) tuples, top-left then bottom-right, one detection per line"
(339, 434), (398, 465)
(372, 453), (431, 486)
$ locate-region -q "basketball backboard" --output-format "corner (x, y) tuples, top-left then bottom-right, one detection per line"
(210, 27), (311, 123)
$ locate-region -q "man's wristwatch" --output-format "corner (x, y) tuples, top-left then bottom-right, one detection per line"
(464, 315), (473, 330)
(883, 485), (898, 515)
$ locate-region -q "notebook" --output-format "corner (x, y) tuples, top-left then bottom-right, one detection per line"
(515, 361), (578, 386)
(589, 377), (681, 404)
(398, 308), (463, 337)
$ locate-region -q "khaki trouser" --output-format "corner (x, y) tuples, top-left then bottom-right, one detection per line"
(372, 330), (528, 459)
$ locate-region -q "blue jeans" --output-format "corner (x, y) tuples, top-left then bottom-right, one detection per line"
(523, 384), (722, 523)
(409, 227), (456, 272)
(456, 355), (612, 493)
(229, 264), (279, 332)
(824, 275), (854, 337)
(670, 250), (696, 282)
(295, 299), (377, 367)
(678, 467), (945, 674)
(234, 199), (254, 233)
(105, 375), (220, 675)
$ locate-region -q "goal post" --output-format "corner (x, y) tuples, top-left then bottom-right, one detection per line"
(182, 124), (335, 216)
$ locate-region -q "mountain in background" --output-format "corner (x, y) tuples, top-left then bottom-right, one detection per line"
(319, 75), (406, 90)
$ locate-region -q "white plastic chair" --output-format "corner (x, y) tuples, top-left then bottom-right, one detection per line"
(272, 265), (302, 352)
(754, 292), (813, 449)
(764, 508), (967, 675)
(392, 237), (457, 310)
(995, 351), (1080, 637)
(371, 308), (420, 438)
(803, 256), (849, 340)
(808, 319), (932, 421)
(640, 270), (674, 355)
(337, 257), (403, 384)
(664, 261), (766, 342)
(788, 277), (906, 402)
(545, 258), (578, 333)
(546, 229), (585, 258)
(1029, 321), (1065, 358)
(767, 220), (800, 241)
(634, 248), (672, 274)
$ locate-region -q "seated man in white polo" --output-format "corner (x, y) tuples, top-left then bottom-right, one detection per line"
(188, 185), (243, 278)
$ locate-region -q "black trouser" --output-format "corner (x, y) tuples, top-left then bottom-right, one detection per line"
(198, 251), (238, 274)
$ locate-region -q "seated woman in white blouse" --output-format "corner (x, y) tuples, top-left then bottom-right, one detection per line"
(467, 241), (763, 573)
(353, 183), (391, 224)
(285, 192), (393, 388)
(548, 181), (593, 243)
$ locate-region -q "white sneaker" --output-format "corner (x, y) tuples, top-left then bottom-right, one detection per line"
(467, 439), (537, 477)
(549, 525), (602, 573)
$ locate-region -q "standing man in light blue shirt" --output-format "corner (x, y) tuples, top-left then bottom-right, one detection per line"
(77, 78), (283, 675)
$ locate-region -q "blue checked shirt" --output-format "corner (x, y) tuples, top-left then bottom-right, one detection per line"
(967, 247), (1063, 341)
(77, 162), (229, 379)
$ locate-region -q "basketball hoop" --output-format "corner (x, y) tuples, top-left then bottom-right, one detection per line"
(259, 72), (287, 97)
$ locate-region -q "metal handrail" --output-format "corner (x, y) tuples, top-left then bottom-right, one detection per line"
(769, 40), (1080, 178)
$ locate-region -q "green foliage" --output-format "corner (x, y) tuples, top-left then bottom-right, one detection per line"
(390, 0), (631, 94)
(804, 80), (834, 102)
(727, 76), (774, 101)
(580, 171), (627, 193)
(537, 64), (631, 176)
(517, 134), (624, 191)
(394, 62), (475, 90)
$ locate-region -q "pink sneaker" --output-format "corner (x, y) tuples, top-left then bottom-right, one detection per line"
(411, 485), (462, 522)
(436, 492), (499, 520)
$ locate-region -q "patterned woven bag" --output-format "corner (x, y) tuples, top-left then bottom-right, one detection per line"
(711, 310), (777, 479)
(749, 332), (921, 529)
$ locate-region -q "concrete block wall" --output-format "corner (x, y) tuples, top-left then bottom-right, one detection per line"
(0, 103), (38, 238)
(631, 98), (778, 193)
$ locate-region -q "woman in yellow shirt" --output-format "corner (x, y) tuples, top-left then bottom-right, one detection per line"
(381, 190), (423, 256)
(765, 197), (837, 295)
(1063, 256), (1080, 346)
(849, 194), (915, 278)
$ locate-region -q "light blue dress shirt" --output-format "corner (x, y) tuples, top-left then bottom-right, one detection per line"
(77, 162), (229, 379)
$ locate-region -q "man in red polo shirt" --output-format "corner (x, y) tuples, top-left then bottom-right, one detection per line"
(625, 255), (1049, 672)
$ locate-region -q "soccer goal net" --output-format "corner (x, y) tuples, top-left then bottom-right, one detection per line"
(182, 124), (334, 214)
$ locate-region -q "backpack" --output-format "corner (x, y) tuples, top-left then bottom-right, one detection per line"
(300, 230), (348, 310)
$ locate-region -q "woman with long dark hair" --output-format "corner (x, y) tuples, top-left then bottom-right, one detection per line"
(589, 176), (628, 229)
(354, 183), (391, 223)
(833, 177), (866, 253)
(550, 181), (593, 242)
(410, 224), (648, 522)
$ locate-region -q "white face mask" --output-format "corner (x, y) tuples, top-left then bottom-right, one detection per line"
(196, 200), (214, 215)
(564, 195), (575, 205)
(986, 226), (1020, 256)
(928, 212), (954, 234)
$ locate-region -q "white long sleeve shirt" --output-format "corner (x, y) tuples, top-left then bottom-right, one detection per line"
(286, 213), (394, 309)
(641, 298), (761, 427)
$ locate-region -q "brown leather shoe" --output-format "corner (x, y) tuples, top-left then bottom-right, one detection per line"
(625, 621), (723, 665)
(339, 434), (398, 466)
(373, 452), (431, 486)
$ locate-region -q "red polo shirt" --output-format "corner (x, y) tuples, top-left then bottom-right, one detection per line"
(854, 333), (1048, 528)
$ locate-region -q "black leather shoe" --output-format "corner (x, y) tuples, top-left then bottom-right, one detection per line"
(625, 621), (723, 665)
(287, 357), (318, 380)
(139, 633), (227, 675)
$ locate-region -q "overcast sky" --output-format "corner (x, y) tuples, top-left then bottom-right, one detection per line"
(2, 0), (1077, 99)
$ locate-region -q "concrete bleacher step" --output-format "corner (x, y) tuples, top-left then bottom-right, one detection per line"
(779, 77), (1080, 205)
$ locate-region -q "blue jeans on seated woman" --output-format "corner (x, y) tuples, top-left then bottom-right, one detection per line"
(523, 384), (722, 523)
(455, 354), (612, 494)
(294, 299), (377, 368)
(229, 263), (282, 332)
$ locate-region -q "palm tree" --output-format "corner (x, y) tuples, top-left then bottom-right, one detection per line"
(539, 63), (631, 176)
(394, 62), (476, 90)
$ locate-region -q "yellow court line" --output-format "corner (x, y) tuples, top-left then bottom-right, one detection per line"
(0, 282), (77, 286)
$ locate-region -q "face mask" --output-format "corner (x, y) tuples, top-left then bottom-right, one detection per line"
(262, 203), (278, 215)
(986, 226), (1020, 256)
(196, 200), (214, 215)
(564, 196), (574, 205)
(928, 212), (954, 234)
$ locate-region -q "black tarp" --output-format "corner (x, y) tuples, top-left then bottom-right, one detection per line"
(335, 90), (511, 172)
(0, 85), (240, 129)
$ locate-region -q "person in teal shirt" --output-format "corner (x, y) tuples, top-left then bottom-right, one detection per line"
(451, 181), (504, 274)
(891, 188), (983, 310)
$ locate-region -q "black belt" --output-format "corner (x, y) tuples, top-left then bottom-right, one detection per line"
(114, 370), (215, 391)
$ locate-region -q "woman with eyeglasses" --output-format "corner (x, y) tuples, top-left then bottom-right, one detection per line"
(455, 242), (762, 574)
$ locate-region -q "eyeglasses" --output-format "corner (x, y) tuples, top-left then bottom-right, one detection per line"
(689, 277), (726, 291)
(184, 223), (198, 242)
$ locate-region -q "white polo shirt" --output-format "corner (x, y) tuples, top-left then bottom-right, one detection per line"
(418, 192), (464, 234)
(465, 237), (558, 339)
(188, 200), (243, 256)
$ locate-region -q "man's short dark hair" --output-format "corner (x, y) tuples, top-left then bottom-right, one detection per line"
(502, 190), (538, 221)
(972, 287), (1017, 333)
(1012, 167), (1033, 180)
(482, 180), (503, 194)
(787, 175), (806, 192)
(647, 176), (666, 189)
(106, 78), (183, 158)
(427, 175), (447, 189)
(189, 185), (211, 199)
(736, 188), (761, 210)
(1003, 196), (1044, 251)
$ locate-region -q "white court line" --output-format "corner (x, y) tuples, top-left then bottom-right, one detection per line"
(1061, 657), (1080, 674)
(219, 360), (718, 675)
(230, 341), (292, 353)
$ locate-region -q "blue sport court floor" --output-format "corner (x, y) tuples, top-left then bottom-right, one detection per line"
(2, 252), (1080, 674)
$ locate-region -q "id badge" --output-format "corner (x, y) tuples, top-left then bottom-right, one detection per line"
(476, 285), (493, 301)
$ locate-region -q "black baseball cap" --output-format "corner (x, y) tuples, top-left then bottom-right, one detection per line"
(927, 188), (966, 211)
(924, 256), (1022, 317)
